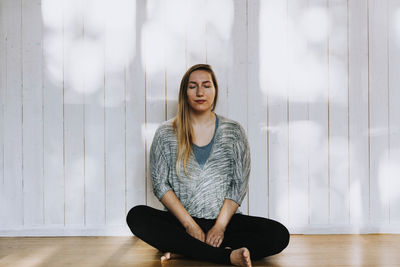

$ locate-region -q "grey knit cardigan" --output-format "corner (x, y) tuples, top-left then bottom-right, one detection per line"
(149, 113), (251, 219)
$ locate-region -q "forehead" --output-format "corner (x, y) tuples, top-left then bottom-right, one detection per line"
(188, 70), (212, 82)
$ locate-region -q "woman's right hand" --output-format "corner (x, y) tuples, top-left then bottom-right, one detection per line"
(185, 222), (205, 242)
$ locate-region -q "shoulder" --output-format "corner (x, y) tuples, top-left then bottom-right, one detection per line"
(155, 118), (175, 135)
(152, 118), (177, 146)
(217, 114), (248, 140)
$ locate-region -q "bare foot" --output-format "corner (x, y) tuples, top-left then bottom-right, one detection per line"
(160, 252), (171, 262)
(160, 251), (184, 262)
(230, 247), (252, 267)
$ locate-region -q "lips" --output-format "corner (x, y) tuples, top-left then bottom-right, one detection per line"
(195, 100), (206, 103)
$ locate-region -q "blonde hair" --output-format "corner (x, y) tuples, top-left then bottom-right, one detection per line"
(172, 64), (219, 180)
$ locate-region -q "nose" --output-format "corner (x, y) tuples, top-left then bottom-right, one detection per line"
(196, 87), (204, 96)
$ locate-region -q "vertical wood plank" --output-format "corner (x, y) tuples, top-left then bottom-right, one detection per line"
(42, 0), (64, 225)
(328, 0), (350, 224)
(83, 0), (106, 226)
(143, 0), (166, 210)
(22, 0), (44, 226)
(186, 0), (206, 67)
(0, 0), (5, 225)
(248, 0), (268, 218)
(287, 0), (309, 226)
(165, 0), (186, 121)
(104, 0), (130, 225)
(388, 0), (400, 223)
(261, 0), (289, 223)
(308, 0), (329, 225)
(226, 0), (249, 215)
(64, 0), (85, 225)
(369, 0), (390, 224)
(2, 0), (23, 227)
(348, 0), (369, 225)
(126, 0), (146, 215)
(206, 0), (230, 117)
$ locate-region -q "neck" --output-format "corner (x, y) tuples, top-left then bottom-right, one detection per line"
(189, 110), (215, 127)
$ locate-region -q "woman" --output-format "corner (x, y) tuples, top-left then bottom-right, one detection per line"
(126, 64), (290, 266)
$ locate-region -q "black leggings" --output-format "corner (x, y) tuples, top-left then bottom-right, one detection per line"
(126, 205), (290, 265)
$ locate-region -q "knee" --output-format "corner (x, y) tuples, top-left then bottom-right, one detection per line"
(274, 222), (290, 254)
(126, 205), (148, 230)
(258, 220), (290, 256)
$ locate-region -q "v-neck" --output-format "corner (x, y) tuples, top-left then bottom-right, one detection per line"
(192, 114), (220, 172)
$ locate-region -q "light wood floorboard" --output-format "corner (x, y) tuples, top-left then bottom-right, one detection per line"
(1, 235), (400, 266)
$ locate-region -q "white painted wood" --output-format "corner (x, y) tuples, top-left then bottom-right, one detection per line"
(388, 0), (400, 223)
(186, 0), (206, 67)
(287, 0), (309, 226)
(42, 0), (64, 225)
(83, 0), (106, 226)
(22, 0), (44, 226)
(142, 0), (166, 210)
(308, 0), (329, 225)
(226, 0), (249, 215)
(248, 0), (268, 218)
(63, 0), (85, 225)
(348, 0), (370, 224)
(165, 0), (186, 121)
(104, 0), (130, 225)
(0, 0), (5, 226)
(126, 0), (146, 213)
(259, 0), (289, 222)
(328, 0), (350, 224)
(1, 0), (400, 235)
(206, 0), (230, 117)
(2, 0), (23, 227)
(369, 0), (390, 225)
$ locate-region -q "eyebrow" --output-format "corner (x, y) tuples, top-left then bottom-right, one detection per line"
(188, 81), (212, 84)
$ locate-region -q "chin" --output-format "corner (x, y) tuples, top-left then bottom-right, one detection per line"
(190, 107), (211, 113)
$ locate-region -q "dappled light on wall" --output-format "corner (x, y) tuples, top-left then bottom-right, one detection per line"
(141, 123), (159, 145)
(300, 6), (329, 44)
(206, 0), (234, 41)
(42, 0), (136, 96)
(141, 0), (168, 75)
(42, 0), (64, 85)
(260, 3), (330, 102)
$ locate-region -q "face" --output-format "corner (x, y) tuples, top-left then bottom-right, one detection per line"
(186, 70), (216, 114)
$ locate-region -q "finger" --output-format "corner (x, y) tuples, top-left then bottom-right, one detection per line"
(206, 234), (212, 244)
(201, 232), (206, 242)
(208, 235), (216, 245)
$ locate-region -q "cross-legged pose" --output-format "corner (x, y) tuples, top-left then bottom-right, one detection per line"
(127, 64), (290, 266)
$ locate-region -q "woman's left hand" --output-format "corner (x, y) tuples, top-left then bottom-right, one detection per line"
(205, 224), (225, 247)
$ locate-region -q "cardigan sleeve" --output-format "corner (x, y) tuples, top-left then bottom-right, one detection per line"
(225, 125), (251, 206)
(150, 128), (173, 201)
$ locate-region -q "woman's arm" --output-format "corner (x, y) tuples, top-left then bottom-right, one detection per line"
(206, 124), (250, 247)
(215, 198), (239, 230)
(160, 190), (205, 242)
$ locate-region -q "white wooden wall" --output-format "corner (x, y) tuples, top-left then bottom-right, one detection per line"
(0, 0), (399, 236)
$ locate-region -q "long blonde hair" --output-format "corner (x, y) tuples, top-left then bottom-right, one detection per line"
(172, 64), (219, 180)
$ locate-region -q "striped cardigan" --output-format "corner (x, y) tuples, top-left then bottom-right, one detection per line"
(149, 113), (251, 219)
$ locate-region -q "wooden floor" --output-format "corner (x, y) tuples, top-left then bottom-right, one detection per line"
(1, 235), (400, 266)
